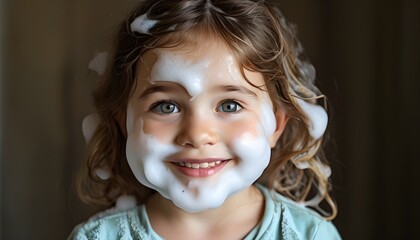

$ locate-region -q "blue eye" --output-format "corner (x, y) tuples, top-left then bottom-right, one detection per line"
(218, 100), (243, 113)
(151, 101), (180, 114)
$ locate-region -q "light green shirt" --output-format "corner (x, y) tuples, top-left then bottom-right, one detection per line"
(69, 185), (341, 239)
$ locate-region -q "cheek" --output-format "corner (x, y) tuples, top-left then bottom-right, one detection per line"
(230, 125), (272, 175)
(142, 120), (178, 143)
(223, 119), (260, 144)
(223, 113), (272, 167)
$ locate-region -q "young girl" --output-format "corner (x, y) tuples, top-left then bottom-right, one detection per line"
(70, 0), (341, 239)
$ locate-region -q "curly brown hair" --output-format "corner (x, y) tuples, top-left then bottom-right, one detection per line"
(77, 0), (337, 220)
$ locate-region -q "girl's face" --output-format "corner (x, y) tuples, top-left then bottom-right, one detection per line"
(125, 37), (286, 213)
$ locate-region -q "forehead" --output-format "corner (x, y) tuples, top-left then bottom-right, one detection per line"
(141, 33), (233, 67)
(135, 36), (266, 94)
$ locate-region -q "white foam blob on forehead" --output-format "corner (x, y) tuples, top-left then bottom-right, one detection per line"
(130, 13), (158, 34)
(226, 55), (239, 81)
(150, 51), (210, 98)
(295, 98), (328, 139)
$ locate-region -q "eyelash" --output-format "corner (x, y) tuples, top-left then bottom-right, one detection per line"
(149, 100), (181, 114)
(217, 99), (244, 113)
(148, 99), (244, 114)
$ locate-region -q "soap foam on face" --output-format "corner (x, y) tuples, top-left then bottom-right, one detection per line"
(150, 51), (210, 99)
(125, 45), (278, 213)
(126, 114), (180, 194)
(125, 114), (274, 213)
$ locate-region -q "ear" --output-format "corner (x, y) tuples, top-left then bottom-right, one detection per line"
(269, 110), (289, 148)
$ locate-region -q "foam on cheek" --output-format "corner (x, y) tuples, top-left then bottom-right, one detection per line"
(208, 104), (274, 198)
(126, 133), (178, 191)
(181, 131), (272, 213)
(125, 115), (233, 212)
(151, 52), (209, 98)
(125, 104), (274, 213)
(232, 133), (272, 178)
(227, 105), (275, 187)
(260, 103), (277, 137)
(125, 116), (180, 192)
(225, 55), (277, 138)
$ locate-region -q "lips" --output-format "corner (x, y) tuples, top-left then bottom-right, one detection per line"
(174, 160), (223, 169)
(171, 159), (229, 178)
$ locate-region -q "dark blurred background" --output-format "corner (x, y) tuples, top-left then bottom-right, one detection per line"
(1, 0), (419, 239)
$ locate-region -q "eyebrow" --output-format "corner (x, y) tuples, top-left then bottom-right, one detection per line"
(216, 85), (258, 98)
(139, 83), (258, 99)
(139, 85), (172, 98)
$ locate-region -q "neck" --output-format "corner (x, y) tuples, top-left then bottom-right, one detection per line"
(146, 185), (264, 239)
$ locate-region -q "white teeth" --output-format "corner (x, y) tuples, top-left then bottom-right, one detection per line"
(199, 162), (209, 168)
(175, 161), (223, 169)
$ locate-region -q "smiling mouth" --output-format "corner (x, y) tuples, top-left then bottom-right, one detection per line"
(171, 159), (230, 178)
(174, 161), (224, 169)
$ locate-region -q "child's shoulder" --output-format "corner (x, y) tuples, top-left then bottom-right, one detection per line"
(68, 196), (159, 240)
(256, 184), (341, 240)
(68, 206), (143, 240)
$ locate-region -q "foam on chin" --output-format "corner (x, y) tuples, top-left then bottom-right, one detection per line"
(126, 122), (272, 213)
(125, 46), (278, 212)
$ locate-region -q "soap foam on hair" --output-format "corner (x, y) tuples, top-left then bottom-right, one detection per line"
(130, 13), (158, 34)
(88, 52), (108, 76)
(295, 98), (328, 139)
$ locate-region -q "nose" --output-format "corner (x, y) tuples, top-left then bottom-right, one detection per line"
(175, 113), (218, 148)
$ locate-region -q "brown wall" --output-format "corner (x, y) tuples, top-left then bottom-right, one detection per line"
(279, 0), (420, 239)
(1, 0), (138, 238)
(1, 0), (419, 239)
